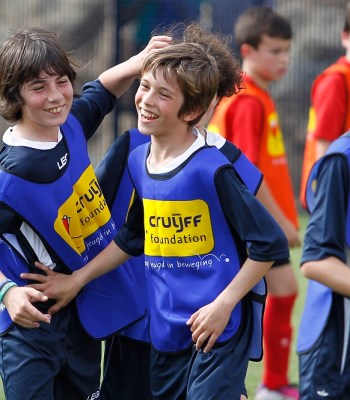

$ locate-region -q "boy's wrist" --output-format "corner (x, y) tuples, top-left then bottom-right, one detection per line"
(0, 281), (18, 304)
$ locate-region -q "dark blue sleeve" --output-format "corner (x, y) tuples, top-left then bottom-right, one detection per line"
(0, 206), (21, 234)
(70, 80), (116, 141)
(95, 131), (130, 207)
(216, 167), (289, 262)
(114, 191), (145, 256)
(302, 154), (349, 265)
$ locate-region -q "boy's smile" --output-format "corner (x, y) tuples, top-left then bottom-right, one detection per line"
(135, 69), (187, 138)
(17, 73), (73, 141)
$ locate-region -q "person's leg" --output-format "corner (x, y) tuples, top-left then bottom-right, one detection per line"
(0, 314), (66, 399)
(256, 262), (298, 399)
(54, 302), (101, 400)
(299, 294), (346, 399)
(100, 334), (152, 400)
(187, 300), (251, 400)
(150, 346), (191, 400)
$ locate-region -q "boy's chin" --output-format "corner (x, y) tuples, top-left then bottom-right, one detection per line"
(137, 125), (152, 136)
(137, 121), (154, 135)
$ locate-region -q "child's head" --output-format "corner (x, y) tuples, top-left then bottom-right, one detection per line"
(156, 22), (243, 126)
(234, 6), (292, 50)
(344, 2), (350, 33)
(234, 6), (292, 84)
(160, 22), (243, 102)
(0, 27), (77, 122)
(139, 42), (219, 128)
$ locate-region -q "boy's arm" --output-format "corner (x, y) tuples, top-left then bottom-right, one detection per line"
(312, 71), (347, 155)
(301, 256), (350, 297)
(2, 287), (51, 327)
(186, 167), (289, 353)
(301, 154), (350, 294)
(256, 180), (301, 247)
(187, 258), (272, 353)
(98, 35), (171, 98)
(226, 95), (263, 164)
(21, 192), (145, 314)
(22, 241), (130, 315)
(0, 270), (51, 328)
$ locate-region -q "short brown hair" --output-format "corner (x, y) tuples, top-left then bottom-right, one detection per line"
(344, 2), (350, 33)
(159, 22), (243, 101)
(0, 27), (78, 122)
(234, 6), (292, 50)
(142, 42), (219, 127)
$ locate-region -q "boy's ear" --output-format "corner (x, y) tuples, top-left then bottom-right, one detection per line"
(341, 31), (350, 49)
(240, 43), (254, 58)
(183, 108), (202, 123)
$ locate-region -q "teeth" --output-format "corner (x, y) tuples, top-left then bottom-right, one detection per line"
(141, 109), (157, 120)
(46, 106), (63, 114)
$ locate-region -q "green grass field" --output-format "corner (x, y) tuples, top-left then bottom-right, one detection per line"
(0, 212), (309, 399)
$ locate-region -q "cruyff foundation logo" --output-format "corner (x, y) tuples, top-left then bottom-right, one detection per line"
(54, 165), (111, 254)
(267, 111), (286, 157)
(143, 199), (214, 257)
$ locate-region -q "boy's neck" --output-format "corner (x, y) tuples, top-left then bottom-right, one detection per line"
(12, 123), (59, 143)
(242, 64), (270, 91)
(148, 128), (197, 171)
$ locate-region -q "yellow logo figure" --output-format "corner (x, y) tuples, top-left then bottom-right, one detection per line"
(267, 112), (286, 157)
(54, 165), (111, 254)
(143, 199), (214, 257)
(307, 107), (316, 133)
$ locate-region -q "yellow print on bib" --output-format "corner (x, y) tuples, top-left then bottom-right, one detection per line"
(54, 164), (111, 254)
(267, 111), (286, 157)
(307, 107), (316, 133)
(143, 199), (214, 257)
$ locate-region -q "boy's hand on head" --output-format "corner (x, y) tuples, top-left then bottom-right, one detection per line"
(20, 262), (82, 315)
(186, 299), (232, 353)
(131, 35), (172, 70)
(2, 286), (51, 328)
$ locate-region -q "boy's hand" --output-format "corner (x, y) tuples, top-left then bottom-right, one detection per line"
(2, 286), (51, 328)
(186, 299), (231, 353)
(20, 262), (82, 315)
(135, 35), (172, 65)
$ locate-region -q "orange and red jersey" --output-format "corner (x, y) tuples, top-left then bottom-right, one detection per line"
(209, 75), (298, 228)
(300, 57), (350, 207)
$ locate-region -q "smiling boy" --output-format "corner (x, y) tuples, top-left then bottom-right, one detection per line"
(0, 27), (170, 399)
(24, 42), (289, 399)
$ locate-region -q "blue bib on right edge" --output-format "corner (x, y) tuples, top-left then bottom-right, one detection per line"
(298, 131), (350, 353)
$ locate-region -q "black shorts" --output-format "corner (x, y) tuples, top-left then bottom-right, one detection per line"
(272, 258), (290, 268)
(299, 294), (350, 399)
(100, 334), (151, 400)
(0, 301), (101, 400)
(150, 302), (252, 399)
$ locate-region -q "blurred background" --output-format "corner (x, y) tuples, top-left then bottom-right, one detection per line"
(0, 0), (347, 207)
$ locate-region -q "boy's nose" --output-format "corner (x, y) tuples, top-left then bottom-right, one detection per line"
(142, 90), (155, 105)
(48, 86), (63, 102)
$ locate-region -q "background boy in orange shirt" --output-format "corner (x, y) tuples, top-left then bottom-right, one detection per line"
(209, 6), (299, 399)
